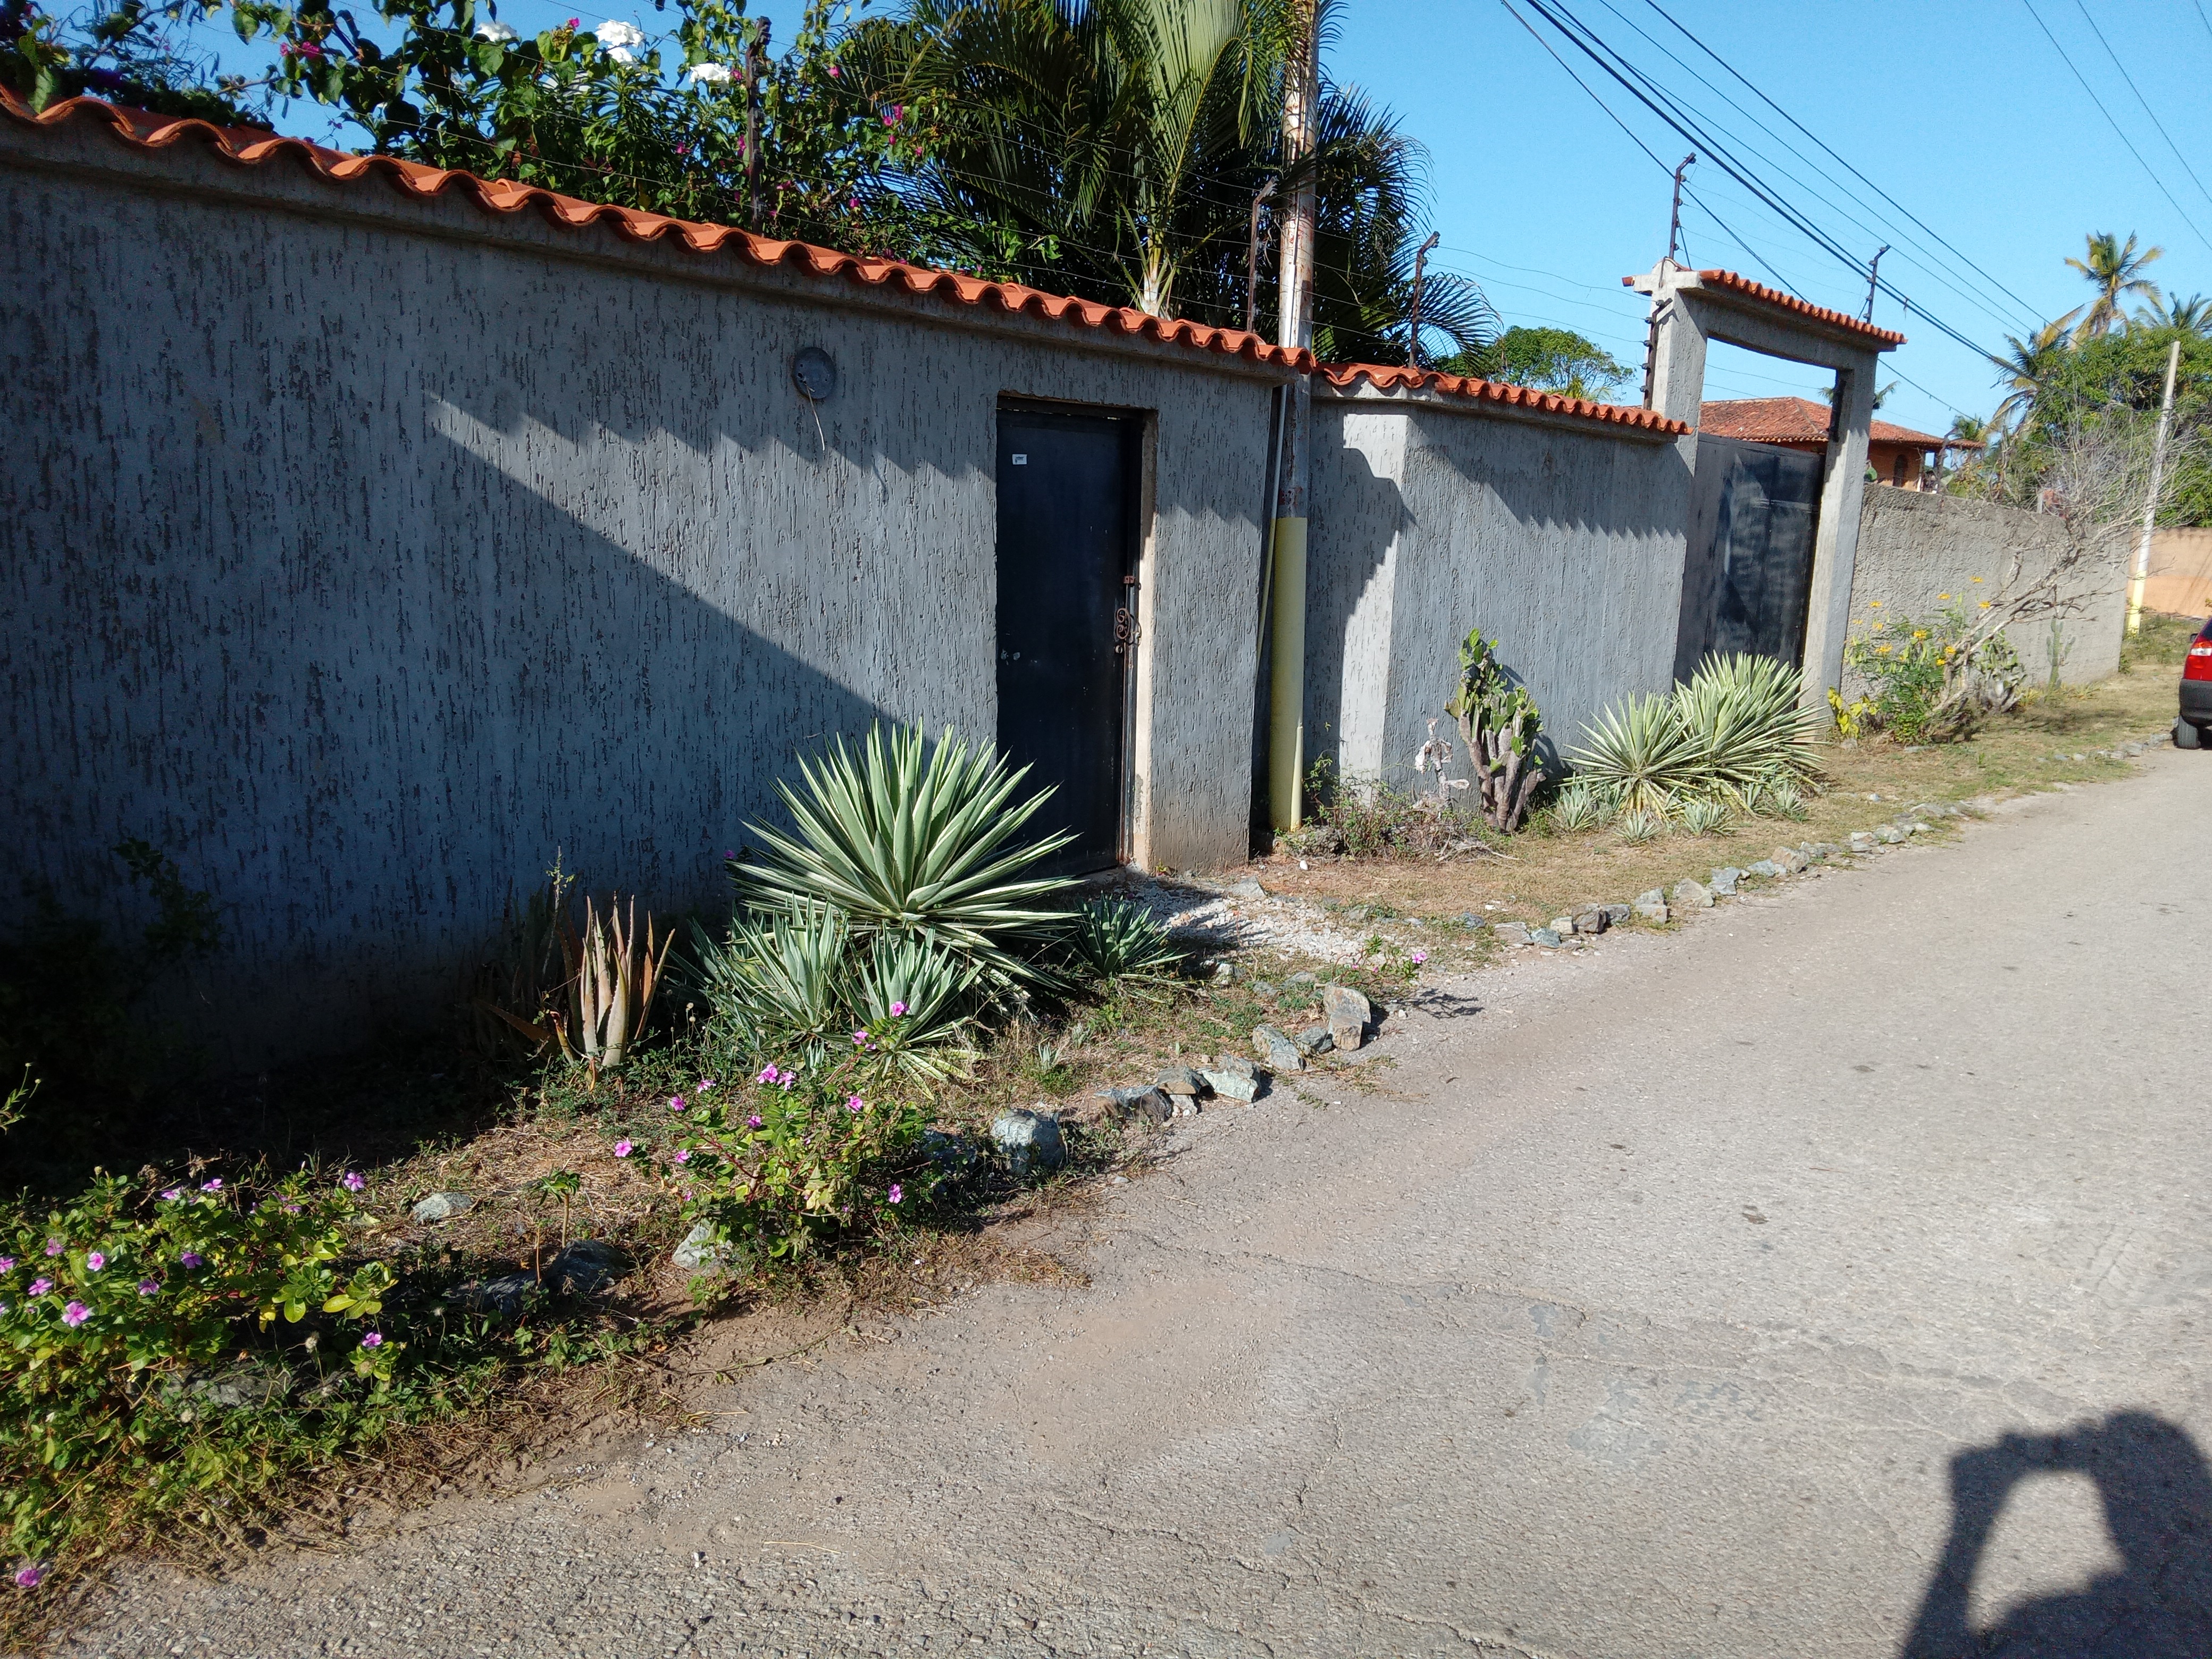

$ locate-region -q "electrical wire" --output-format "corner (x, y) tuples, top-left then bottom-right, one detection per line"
(2068, 0), (2212, 215)
(2017, 0), (2212, 254)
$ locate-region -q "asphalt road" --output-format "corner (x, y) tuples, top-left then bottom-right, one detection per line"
(64, 755), (2211, 1658)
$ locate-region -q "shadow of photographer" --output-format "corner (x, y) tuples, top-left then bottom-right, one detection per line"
(1903, 1411), (2212, 1657)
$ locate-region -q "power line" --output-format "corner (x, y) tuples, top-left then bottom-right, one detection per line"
(1637, 0), (2046, 330)
(2017, 0), (2212, 254)
(2068, 0), (2212, 215)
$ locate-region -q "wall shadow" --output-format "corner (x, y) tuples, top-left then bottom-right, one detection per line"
(1901, 1412), (2212, 1658)
(1303, 438), (1409, 784)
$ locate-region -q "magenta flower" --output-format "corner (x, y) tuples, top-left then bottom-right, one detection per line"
(756, 1065), (779, 1085)
(137, 1279), (161, 1296)
(61, 1301), (89, 1327)
(360, 1331), (384, 1348)
(776, 1068), (796, 1090)
(745, 1113), (763, 1129)
(282, 1201), (301, 1214)
(85, 1252), (105, 1272)
(179, 1251), (203, 1269)
(565, 15), (579, 27)
(697, 1078), (716, 1092)
(160, 1187), (182, 1201)
(723, 848), (737, 860)
(847, 1095), (864, 1114)
(882, 103), (903, 124)
(672, 1148), (691, 1166)
(200, 1178), (223, 1193)
(1410, 949), (1428, 965)
(614, 1140), (633, 1158)
(27, 1278), (52, 1297)
(889, 1001), (908, 1018)
(826, 61), (840, 76)
(0, 1257), (13, 1272)
(13, 1565), (44, 1589)
(341, 1171), (366, 1192)
(887, 1184), (903, 1204)
(44, 1239), (62, 1257)
(851, 1029), (868, 1046)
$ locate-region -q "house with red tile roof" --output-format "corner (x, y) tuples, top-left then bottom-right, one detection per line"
(1698, 396), (1979, 491)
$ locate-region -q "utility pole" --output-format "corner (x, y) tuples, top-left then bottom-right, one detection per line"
(1267, 0), (1320, 832)
(1862, 245), (1888, 322)
(1244, 178), (1275, 334)
(1404, 231), (1440, 370)
(2127, 337), (2182, 634)
(743, 18), (769, 229)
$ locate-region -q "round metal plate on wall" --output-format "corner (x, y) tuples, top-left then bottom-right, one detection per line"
(791, 346), (837, 401)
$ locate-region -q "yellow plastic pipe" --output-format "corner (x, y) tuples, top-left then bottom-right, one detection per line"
(1268, 515), (1308, 831)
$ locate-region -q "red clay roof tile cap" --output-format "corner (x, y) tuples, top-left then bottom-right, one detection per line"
(2, 90), (1317, 373)
(1691, 269), (1907, 345)
(1318, 362), (1690, 435)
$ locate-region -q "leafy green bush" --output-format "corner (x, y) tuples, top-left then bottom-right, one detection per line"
(655, 1053), (931, 1273)
(1841, 604), (2024, 742)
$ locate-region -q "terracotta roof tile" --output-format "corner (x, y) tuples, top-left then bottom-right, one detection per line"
(1699, 396), (1970, 450)
(1318, 363), (1689, 435)
(2, 91), (1314, 374)
(1621, 267), (1906, 347)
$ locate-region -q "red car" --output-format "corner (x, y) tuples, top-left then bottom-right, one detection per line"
(2181, 617), (2212, 748)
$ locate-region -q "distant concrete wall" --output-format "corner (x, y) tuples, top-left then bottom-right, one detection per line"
(0, 113), (1285, 1058)
(2144, 528), (2212, 619)
(1306, 386), (1693, 794)
(1850, 489), (2125, 691)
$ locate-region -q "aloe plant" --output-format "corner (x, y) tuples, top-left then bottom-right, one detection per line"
(734, 723), (1075, 987)
(563, 894), (674, 1067)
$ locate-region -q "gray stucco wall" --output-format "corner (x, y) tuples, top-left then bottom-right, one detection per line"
(1305, 389), (1692, 793)
(1850, 488), (2125, 690)
(1, 115), (1284, 1057)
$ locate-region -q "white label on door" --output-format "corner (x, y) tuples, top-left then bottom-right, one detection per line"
(1011, 454), (1028, 464)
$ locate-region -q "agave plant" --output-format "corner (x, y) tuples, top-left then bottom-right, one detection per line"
(1065, 898), (1184, 987)
(1755, 777), (1809, 820)
(1568, 694), (1700, 818)
(848, 933), (982, 1086)
(1615, 807), (1664, 845)
(735, 724), (1075, 988)
(1674, 654), (1820, 793)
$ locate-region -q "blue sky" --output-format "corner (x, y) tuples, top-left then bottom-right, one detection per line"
(205, 0), (2212, 437)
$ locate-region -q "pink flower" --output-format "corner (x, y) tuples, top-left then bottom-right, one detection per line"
(85, 1252), (105, 1272)
(137, 1279), (161, 1296)
(13, 1566), (43, 1589)
(614, 1140), (633, 1158)
(827, 62), (840, 76)
(745, 1113), (763, 1129)
(1410, 950), (1428, 965)
(61, 1301), (89, 1327)
(846, 1095), (864, 1114)
(887, 1184), (903, 1204)
(179, 1251), (203, 1269)
(852, 1029), (868, 1046)
(882, 104), (903, 124)
(672, 1149), (691, 1165)
(669, 1095), (685, 1112)
(27, 1278), (52, 1297)
(756, 1065), (780, 1085)
(777, 1068), (795, 1090)
(0, 1257), (13, 1271)
(889, 1001), (907, 1018)
(159, 1187), (182, 1201)
(341, 1171), (365, 1191)
(565, 15), (579, 27)
(200, 1178), (223, 1193)
(44, 1239), (62, 1257)
(697, 1078), (716, 1092)
(360, 1331), (384, 1348)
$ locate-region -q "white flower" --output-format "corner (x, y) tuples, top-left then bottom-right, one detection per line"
(605, 45), (639, 62)
(594, 19), (646, 47)
(474, 19), (516, 40)
(685, 60), (735, 83)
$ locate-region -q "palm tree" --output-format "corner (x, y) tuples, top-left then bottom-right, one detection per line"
(1990, 312), (2080, 431)
(853, 0), (1493, 362)
(1946, 414), (1990, 447)
(2066, 231), (2163, 341)
(2140, 291), (2212, 336)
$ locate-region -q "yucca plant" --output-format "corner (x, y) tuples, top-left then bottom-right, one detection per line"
(1679, 795), (1734, 837)
(735, 724), (1076, 988)
(1548, 781), (1605, 833)
(688, 902), (852, 1071)
(1758, 778), (1810, 820)
(1615, 807), (1664, 845)
(1568, 694), (1700, 817)
(1674, 653), (1820, 793)
(1065, 898), (1183, 988)
(848, 933), (982, 1086)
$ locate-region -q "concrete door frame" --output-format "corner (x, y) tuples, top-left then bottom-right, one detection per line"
(1630, 263), (1903, 706)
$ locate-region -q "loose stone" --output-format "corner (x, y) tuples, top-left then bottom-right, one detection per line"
(1671, 879), (1714, 910)
(992, 1107), (1066, 1178)
(1321, 985), (1372, 1050)
(410, 1192), (474, 1225)
(1253, 1024), (1306, 1073)
(1709, 867), (1742, 896)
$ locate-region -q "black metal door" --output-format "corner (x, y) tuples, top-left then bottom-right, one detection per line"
(1673, 433), (1825, 678)
(995, 405), (1138, 876)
